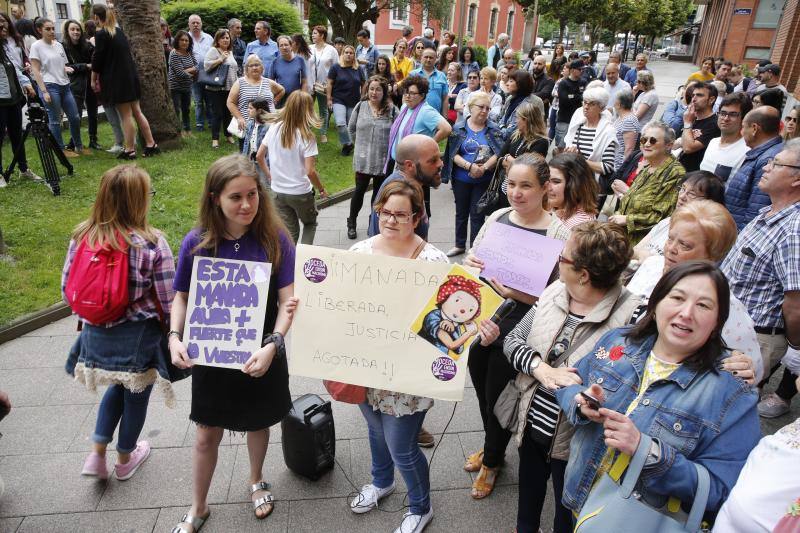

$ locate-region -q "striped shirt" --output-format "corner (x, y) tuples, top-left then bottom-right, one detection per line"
(574, 124), (616, 175)
(61, 232), (175, 328)
(236, 76), (275, 121)
(504, 305), (584, 444)
(613, 114), (641, 171)
(168, 50), (196, 92)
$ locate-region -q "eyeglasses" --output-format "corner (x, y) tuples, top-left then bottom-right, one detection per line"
(377, 209), (415, 224)
(718, 110), (741, 118)
(472, 104), (490, 111)
(766, 157), (800, 170)
(678, 185), (701, 200)
(557, 253), (574, 265)
(786, 116), (797, 123)
(149, 188), (157, 198)
(405, 90), (421, 97)
(467, 76), (479, 79)
(639, 136), (661, 146)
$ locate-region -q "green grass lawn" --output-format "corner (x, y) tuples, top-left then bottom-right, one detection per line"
(0, 119), (356, 326)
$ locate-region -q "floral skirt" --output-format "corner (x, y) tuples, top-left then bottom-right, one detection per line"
(66, 318), (177, 407)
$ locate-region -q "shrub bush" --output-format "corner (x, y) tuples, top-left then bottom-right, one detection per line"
(162, 0), (303, 42)
(474, 45), (487, 68)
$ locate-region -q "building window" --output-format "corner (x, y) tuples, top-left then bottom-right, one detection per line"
(506, 10), (515, 37)
(489, 8), (498, 39)
(744, 46), (772, 59)
(467, 4), (477, 37)
(753, 0), (786, 28)
(391, 4), (408, 28)
(56, 3), (68, 19)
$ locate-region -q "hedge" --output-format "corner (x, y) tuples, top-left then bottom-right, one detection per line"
(162, 0), (303, 42)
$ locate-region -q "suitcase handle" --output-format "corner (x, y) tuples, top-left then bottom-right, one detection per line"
(303, 401), (332, 424)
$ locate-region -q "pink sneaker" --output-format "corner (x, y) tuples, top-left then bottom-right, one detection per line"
(114, 441), (151, 481)
(81, 452), (109, 480)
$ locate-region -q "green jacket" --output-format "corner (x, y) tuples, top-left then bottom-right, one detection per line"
(617, 155), (685, 244)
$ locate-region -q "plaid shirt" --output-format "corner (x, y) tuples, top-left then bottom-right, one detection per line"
(721, 203), (800, 328)
(61, 231), (175, 328)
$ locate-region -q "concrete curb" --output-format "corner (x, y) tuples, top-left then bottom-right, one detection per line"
(0, 185), (358, 345)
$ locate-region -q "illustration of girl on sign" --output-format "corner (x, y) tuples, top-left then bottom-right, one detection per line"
(418, 275), (482, 359)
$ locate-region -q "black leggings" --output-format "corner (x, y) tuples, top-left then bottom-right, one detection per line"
(74, 88), (98, 138)
(517, 429), (573, 533)
(0, 102), (29, 172)
(349, 172), (386, 222)
(467, 342), (517, 468)
(207, 88), (231, 141)
(775, 367), (799, 401)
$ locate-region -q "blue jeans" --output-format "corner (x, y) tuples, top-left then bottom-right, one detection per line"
(314, 91), (330, 136)
(171, 89), (191, 131)
(358, 403), (430, 515)
(191, 81), (212, 129)
(452, 178), (490, 249)
(43, 82), (82, 150)
(332, 103), (353, 146)
(93, 384), (153, 454)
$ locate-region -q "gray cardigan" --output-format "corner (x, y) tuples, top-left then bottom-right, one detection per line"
(348, 100), (399, 175)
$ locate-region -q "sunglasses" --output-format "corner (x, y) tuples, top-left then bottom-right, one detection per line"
(558, 253), (574, 265)
(639, 136), (661, 146)
(786, 116), (797, 123)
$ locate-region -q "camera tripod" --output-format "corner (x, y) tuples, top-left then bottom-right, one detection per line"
(3, 99), (73, 196)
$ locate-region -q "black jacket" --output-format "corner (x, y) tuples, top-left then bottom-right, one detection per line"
(532, 72), (554, 109)
(63, 39), (94, 101)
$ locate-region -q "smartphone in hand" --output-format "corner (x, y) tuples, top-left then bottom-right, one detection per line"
(580, 391), (602, 410)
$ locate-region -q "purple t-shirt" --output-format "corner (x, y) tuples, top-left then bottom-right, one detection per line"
(174, 228), (295, 293)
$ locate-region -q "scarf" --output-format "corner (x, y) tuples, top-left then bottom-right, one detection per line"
(384, 102), (423, 173)
(503, 94), (525, 124)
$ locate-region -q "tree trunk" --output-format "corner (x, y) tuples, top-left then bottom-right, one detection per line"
(114, 0), (179, 146)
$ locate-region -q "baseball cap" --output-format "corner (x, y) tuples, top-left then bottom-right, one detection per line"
(757, 59), (772, 68)
(569, 59), (585, 70)
(758, 63), (781, 75)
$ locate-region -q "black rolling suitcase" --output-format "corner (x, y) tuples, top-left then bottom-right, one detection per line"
(281, 393), (335, 480)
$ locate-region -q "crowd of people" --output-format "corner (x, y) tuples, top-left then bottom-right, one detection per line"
(1, 8), (799, 533)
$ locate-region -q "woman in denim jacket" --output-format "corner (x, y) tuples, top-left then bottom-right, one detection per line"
(556, 261), (760, 522)
(441, 91), (505, 256)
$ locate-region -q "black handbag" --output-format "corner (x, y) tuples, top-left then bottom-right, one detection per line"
(198, 63), (229, 88)
(476, 162), (504, 216)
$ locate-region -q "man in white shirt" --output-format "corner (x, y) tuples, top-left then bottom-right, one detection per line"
(188, 14), (213, 131)
(601, 62), (630, 111)
(700, 92), (752, 183)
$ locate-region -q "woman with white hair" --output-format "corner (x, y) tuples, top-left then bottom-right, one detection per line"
(563, 86), (617, 179)
(632, 70), (658, 128)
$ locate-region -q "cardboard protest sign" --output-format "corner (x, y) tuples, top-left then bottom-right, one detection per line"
(473, 222), (564, 296)
(183, 257), (271, 370)
(290, 245), (501, 401)
(410, 265), (504, 367)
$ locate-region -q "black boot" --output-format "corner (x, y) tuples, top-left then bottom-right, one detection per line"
(346, 218), (357, 239)
(89, 136), (102, 150)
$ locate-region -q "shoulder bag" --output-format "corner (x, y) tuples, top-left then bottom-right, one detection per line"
(475, 163), (504, 216)
(198, 55), (229, 88)
(574, 434), (710, 533)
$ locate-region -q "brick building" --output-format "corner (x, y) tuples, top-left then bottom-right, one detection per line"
(368, 0), (527, 56)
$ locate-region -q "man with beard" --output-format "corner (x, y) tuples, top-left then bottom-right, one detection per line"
(368, 134), (443, 239)
(530, 55), (554, 114)
(678, 82), (720, 172)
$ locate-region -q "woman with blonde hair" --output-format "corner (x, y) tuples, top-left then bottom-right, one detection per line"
(256, 91), (327, 244)
(496, 102), (550, 207)
(90, 4), (158, 159)
(327, 44), (366, 155)
(169, 154), (299, 531)
(783, 104), (800, 142)
(478, 67), (503, 122)
(65, 165), (177, 482)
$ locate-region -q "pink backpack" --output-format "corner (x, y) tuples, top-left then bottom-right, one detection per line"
(65, 233), (129, 324)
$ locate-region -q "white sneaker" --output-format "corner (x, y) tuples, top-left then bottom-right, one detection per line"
(349, 482), (395, 514)
(394, 507), (433, 533)
(0, 176), (6, 188)
(106, 144), (124, 154)
(19, 169), (43, 182)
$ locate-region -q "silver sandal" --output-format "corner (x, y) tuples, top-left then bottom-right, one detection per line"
(251, 481), (274, 519)
(171, 511), (210, 533)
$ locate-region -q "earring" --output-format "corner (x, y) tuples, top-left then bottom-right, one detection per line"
(579, 278), (585, 286)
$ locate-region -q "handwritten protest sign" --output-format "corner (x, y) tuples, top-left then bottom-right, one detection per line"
(183, 257), (271, 370)
(290, 245), (500, 401)
(473, 222), (564, 296)
(410, 264), (504, 366)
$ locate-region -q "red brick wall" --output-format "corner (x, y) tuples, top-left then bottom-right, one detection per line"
(771, 0), (800, 97)
(695, 0), (777, 65)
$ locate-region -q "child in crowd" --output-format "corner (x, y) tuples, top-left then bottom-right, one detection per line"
(242, 97), (272, 189)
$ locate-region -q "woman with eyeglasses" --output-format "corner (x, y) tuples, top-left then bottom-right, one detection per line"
(461, 154), (573, 506)
(783, 105), (800, 142)
(478, 67), (503, 122)
(454, 69), (480, 124)
(441, 91), (504, 257)
(563, 86), (617, 180)
(227, 54), (284, 146)
(348, 179), (463, 533)
(608, 121), (686, 244)
(411, 39), (425, 69)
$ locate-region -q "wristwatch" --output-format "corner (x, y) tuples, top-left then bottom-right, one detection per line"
(168, 330), (182, 341)
(644, 438), (661, 467)
(528, 352), (543, 373)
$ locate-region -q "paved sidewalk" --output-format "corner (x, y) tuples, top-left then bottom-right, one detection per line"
(0, 60), (796, 533)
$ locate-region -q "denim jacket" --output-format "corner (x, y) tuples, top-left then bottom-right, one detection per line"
(441, 120), (505, 184)
(555, 327), (760, 515)
(242, 120), (268, 158)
